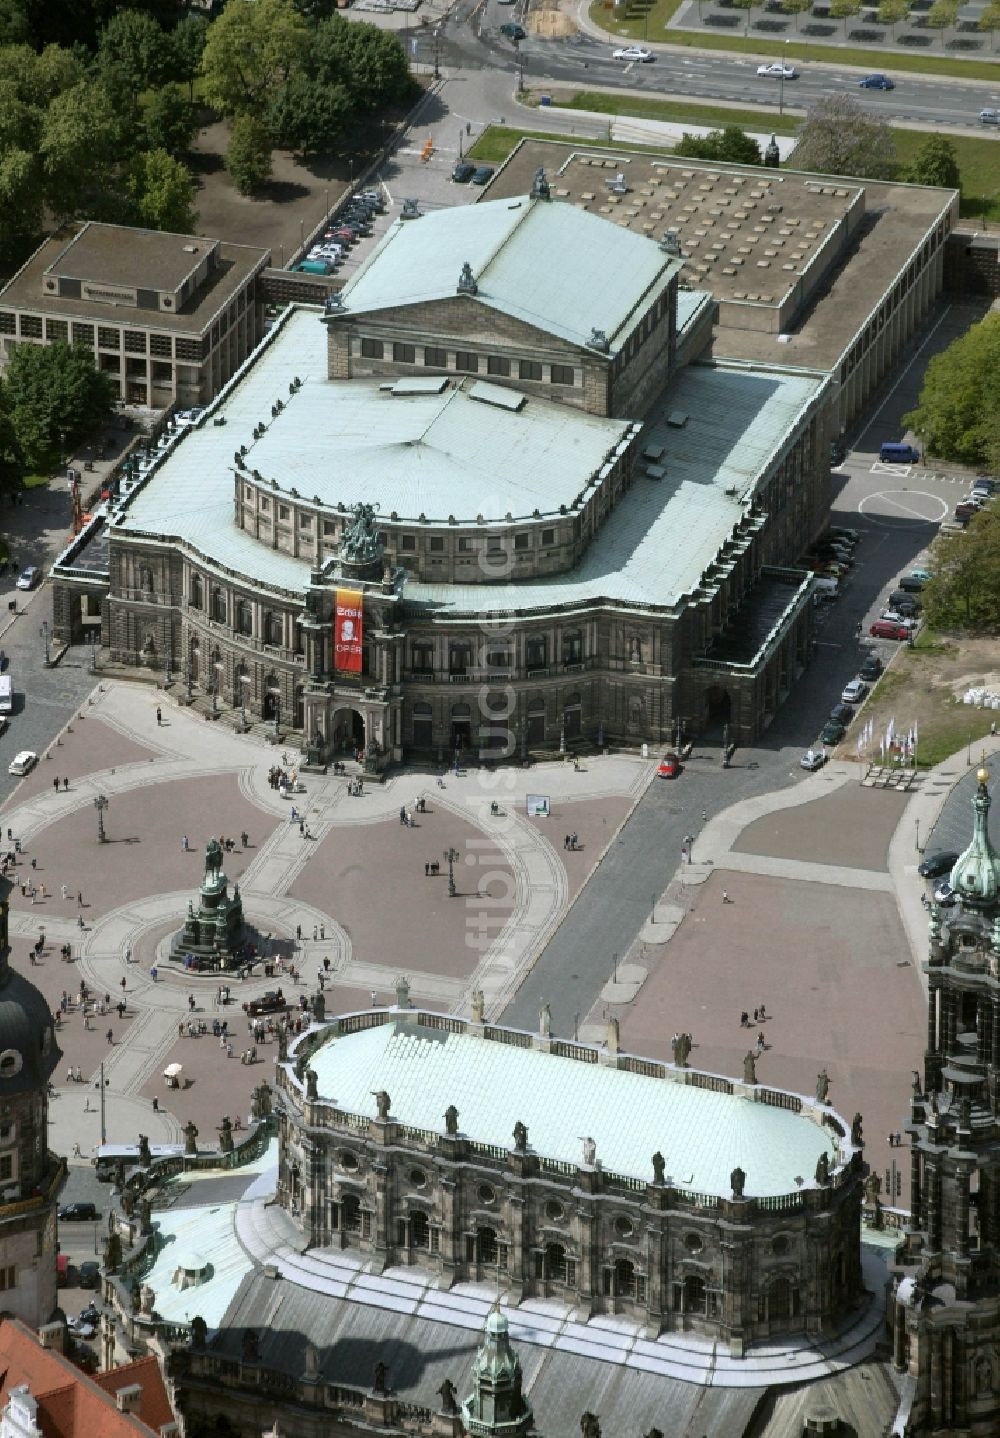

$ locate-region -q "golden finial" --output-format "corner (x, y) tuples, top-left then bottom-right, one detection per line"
(977, 765), (990, 786)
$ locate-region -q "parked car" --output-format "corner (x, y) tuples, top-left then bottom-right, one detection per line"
(888, 590), (921, 615)
(859, 656), (884, 682)
(800, 749), (827, 771)
(828, 526), (860, 544)
(908, 568), (934, 584)
(612, 45), (653, 60)
(820, 720), (846, 745)
(973, 477), (996, 495)
(829, 702), (854, 726)
(841, 679), (868, 704)
(8, 751), (37, 776)
(860, 73), (894, 89)
(77, 1261), (101, 1290)
(918, 849), (958, 880)
(243, 989), (287, 1017)
(880, 610), (916, 628)
(956, 501), (982, 521)
(501, 21), (526, 38)
(757, 62), (797, 78)
(896, 574), (924, 593)
(657, 752), (680, 778)
(452, 161), (476, 183)
(933, 879), (956, 907)
(59, 1202), (98, 1222)
(15, 565), (40, 590)
(870, 620), (911, 640)
(471, 166), (495, 186)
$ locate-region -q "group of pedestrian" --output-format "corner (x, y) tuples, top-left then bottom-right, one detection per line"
(739, 1005), (768, 1027)
(50, 777), (70, 792)
(423, 860), (442, 877)
(887, 1131), (904, 1147)
(346, 778), (364, 797)
(399, 805), (416, 827)
(563, 833), (580, 851)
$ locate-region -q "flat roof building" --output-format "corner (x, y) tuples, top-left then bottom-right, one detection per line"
(0, 221), (269, 409)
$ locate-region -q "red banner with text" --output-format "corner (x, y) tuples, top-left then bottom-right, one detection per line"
(334, 589), (363, 672)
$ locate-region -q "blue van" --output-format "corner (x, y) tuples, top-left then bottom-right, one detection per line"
(880, 442), (920, 464)
(296, 259), (332, 275)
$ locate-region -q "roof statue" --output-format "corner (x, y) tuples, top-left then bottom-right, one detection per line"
(457, 260), (478, 296)
(530, 167), (550, 201)
(340, 502), (383, 566)
(949, 768), (1000, 905)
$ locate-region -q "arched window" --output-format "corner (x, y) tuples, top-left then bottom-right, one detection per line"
(139, 566), (153, 592)
(235, 599), (252, 636)
(526, 636), (546, 672)
(212, 588), (226, 623)
(478, 1227), (498, 1265)
(562, 631), (583, 665)
(683, 1275), (706, 1314)
(411, 1210), (430, 1249)
(264, 611), (282, 647)
(189, 575), (203, 609)
(342, 1194), (362, 1232)
(449, 644), (472, 676)
(614, 1259), (637, 1298)
(544, 1243), (567, 1281)
(768, 1276), (796, 1321)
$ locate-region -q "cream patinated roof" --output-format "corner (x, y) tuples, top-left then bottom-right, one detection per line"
(336, 193), (681, 356)
(308, 1018), (836, 1198)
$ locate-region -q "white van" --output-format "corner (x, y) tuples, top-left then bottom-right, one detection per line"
(0, 675), (11, 714)
(813, 576), (839, 600)
(979, 108), (999, 126)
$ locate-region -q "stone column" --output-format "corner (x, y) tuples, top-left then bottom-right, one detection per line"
(573, 1168), (601, 1321)
(642, 1192), (668, 1339)
(718, 1202), (753, 1357)
(367, 1118), (396, 1274)
(437, 1139), (465, 1290)
(927, 985), (938, 1054)
(924, 1157), (941, 1255)
(505, 1154), (531, 1302)
(910, 1148), (922, 1233)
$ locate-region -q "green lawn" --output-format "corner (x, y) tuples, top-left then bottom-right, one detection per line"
(558, 88), (799, 132)
(23, 472), (52, 489)
(591, 0), (1000, 79)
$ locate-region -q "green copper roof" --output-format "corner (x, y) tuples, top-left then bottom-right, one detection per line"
(308, 1018), (836, 1198)
(336, 193), (681, 356)
(950, 770), (1000, 905)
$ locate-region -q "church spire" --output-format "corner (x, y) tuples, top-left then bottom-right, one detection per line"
(949, 767), (1000, 906)
(461, 1301), (533, 1436)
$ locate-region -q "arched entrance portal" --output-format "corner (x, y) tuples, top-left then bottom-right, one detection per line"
(332, 708), (365, 757)
(704, 686), (732, 725)
(263, 673), (281, 722)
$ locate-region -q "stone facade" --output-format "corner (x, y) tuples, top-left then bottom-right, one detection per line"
(277, 1008), (865, 1358)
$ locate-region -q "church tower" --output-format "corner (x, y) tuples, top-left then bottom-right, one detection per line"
(461, 1303), (533, 1437)
(891, 767), (1000, 1433)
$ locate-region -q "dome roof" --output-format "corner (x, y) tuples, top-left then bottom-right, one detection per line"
(949, 772), (1000, 907)
(0, 958), (61, 1096)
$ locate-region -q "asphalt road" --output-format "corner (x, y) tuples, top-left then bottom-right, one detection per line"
(421, 3), (1000, 130)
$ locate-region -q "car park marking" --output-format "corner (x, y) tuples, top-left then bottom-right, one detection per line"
(857, 489), (949, 526)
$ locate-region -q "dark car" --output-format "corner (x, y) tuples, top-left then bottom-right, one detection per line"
(888, 590), (920, 615)
(471, 165), (495, 186)
(829, 702), (854, 726)
(452, 161), (476, 183)
(918, 849), (958, 879)
(820, 720), (846, 745)
(59, 1202), (98, 1222)
(243, 989), (287, 1017)
(859, 656), (883, 682)
(896, 574), (924, 593)
(500, 21), (526, 37)
(78, 1261), (101, 1290)
(860, 73), (894, 89)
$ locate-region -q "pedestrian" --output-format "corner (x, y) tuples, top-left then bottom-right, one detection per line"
(63, 777), (69, 791)
(425, 862), (430, 877)
(312, 925), (317, 941)
(564, 835), (569, 850)
(319, 924), (325, 941)
(757, 1031), (765, 1052)
(150, 966), (157, 982)
(30, 856), (36, 870)
(77, 891), (83, 908)
(53, 778), (59, 793)
(120, 976), (126, 993)
(740, 1011), (748, 1027)
(241, 831), (248, 848)
(753, 1007), (759, 1023)
(61, 885), (68, 900)
(152, 1096), (159, 1112)
(227, 1042), (233, 1058)
(722, 891), (732, 904)
(156, 705), (162, 726)
(299, 819), (305, 836)
(106, 1027), (114, 1045)
(181, 835), (189, 852)
(78, 915), (85, 930)
(296, 924), (302, 941)
(758, 1002), (765, 1020)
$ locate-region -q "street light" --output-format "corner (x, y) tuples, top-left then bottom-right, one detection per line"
(443, 846), (459, 897)
(93, 794), (109, 843)
(95, 1061), (110, 1144)
(41, 620), (50, 664)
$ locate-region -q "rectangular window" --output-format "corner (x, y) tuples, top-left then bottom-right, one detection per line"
(514, 533), (529, 551)
(423, 346), (447, 367)
(455, 351), (479, 373)
(360, 338), (384, 359)
(0, 1266), (15, 1291)
(487, 355), (510, 377)
(0, 313), (16, 336)
(299, 512), (311, 527)
(45, 319), (68, 342)
(124, 330), (147, 354)
(260, 498), (269, 513)
(150, 334), (172, 358)
(541, 528), (555, 546)
(151, 361), (171, 383)
(458, 537), (472, 553)
(278, 505), (289, 521)
(175, 338), (202, 362)
(429, 536), (444, 553)
(97, 326), (120, 349)
(323, 520), (336, 536)
(0, 1155), (11, 1182)
(19, 316), (42, 339)
(551, 364), (574, 386)
(519, 359), (542, 382)
(400, 534), (416, 551)
(393, 342), (416, 363)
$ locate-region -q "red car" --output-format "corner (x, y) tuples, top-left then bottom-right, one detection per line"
(657, 753), (680, 778)
(870, 619), (910, 640)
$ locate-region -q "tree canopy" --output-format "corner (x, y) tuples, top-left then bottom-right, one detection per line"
(2, 341), (117, 471)
(907, 134), (960, 190)
(903, 313), (1000, 467)
(201, 0), (310, 116)
(673, 125), (761, 165)
(225, 113), (273, 196)
(127, 148), (196, 233)
(922, 503), (1000, 629)
(793, 94), (896, 180)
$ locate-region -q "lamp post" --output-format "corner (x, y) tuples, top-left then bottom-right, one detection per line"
(443, 846), (459, 897)
(273, 699), (281, 737)
(93, 793), (108, 843)
(41, 620), (50, 664)
(96, 1061), (110, 1144)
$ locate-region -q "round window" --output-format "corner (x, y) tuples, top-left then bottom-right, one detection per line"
(409, 1168), (427, 1189)
(615, 1216), (634, 1239)
(0, 1051), (23, 1079)
(545, 1200), (565, 1223)
(683, 1232), (703, 1254)
(478, 1184), (496, 1205)
(772, 1234), (789, 1256)
(338, 1150), (358, 1171)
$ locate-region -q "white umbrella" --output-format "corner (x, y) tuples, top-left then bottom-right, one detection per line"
(163, 1063), (183, 1079)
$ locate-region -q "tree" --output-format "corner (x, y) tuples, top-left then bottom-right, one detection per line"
(269, 73), (352, 156)
(0, 387), (25, 498)
(127, 148), (197, 232)
(907, 135), (960, 190)
(0, 147), (43, 262)
(39, 79), (124, 222)
(783, 0), (811, 26)
(96, 10), (174, 97)
(903, 313), (1000, 467)
(168, 13), (209, 100)
(924, 0), (957, 27)
(877, 0), (907, 33)
(829, 0), (861, 36)
(729, 0), (760, 34)
(225, 113), (273, 195)
(144, 84), (198, 157)
(978, 0), (1000, 47)
(312, 14), (413, 113)
(674, 126), (762, 165)
(201, 0), (310, 116)
(3, 341), (117, 471)
(793, 95), (897, 179)
(922, 510), (1000, 628)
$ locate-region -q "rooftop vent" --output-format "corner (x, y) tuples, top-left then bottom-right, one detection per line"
(666, 411), (689, 428)
(182, 244), (199, 254)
